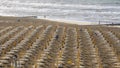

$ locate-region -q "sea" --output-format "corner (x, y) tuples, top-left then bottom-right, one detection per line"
(0, 0), (120, 24)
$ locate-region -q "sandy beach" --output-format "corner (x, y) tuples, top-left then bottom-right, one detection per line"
(0, 0), (120, 67)
(0, 16), (120, 68)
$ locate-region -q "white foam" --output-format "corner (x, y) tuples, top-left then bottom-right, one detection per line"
(0, 1), (120, 16)
(2, 1), (120, 9)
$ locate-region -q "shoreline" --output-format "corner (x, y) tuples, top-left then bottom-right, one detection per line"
(0, 16), (120, 27)
(0, 16), (98, 25)
(40, 18), (98, 25)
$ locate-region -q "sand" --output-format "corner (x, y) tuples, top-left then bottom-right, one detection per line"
(0, 16), (120, 68)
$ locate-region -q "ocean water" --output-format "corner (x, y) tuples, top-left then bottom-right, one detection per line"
(0, 0), (120, 24)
